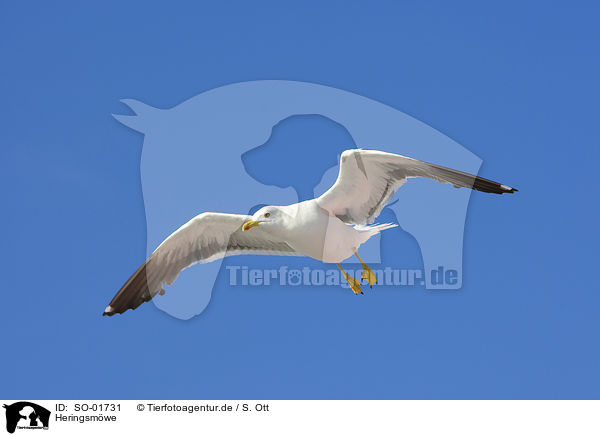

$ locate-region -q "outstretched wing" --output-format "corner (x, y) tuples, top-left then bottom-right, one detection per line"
(317, 149), (517, 225)
(104, 212), (300, 316)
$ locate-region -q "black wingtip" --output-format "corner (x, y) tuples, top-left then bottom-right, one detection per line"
(103, 259), (161, 318)
(471, 174), (519, 195)
(500, 184), (518, 194)
(428, 162), (517, 195)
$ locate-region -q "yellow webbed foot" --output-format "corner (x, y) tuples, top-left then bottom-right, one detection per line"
(354, 252), (377, 289)
(344, 273), (364, 295)
(336, 263), (364, 295)
(361, 264), (377, 288)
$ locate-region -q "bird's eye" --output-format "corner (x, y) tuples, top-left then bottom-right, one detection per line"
(264, 212), (271, 218)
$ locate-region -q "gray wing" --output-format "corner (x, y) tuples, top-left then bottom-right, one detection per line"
(317, 149), (517, 225)
(104, 212), (301, 316)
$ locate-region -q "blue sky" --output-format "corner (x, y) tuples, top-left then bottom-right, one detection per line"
(1, 1), (599, 399)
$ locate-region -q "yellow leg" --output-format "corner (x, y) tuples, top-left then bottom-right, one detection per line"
(336, 263), (363, 295)
(355, 252), (377, 288)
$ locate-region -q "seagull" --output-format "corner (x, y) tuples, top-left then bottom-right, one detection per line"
(103, 148), (517, 316)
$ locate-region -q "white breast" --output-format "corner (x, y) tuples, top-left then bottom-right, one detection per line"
(282, 200), (365, 263)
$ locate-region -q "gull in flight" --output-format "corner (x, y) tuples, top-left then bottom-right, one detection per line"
(104, 149), (517, 316)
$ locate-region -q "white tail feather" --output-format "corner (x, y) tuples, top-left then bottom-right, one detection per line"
(354, 222), (398, 236)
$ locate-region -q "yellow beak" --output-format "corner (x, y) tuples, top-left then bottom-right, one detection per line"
(242, 220), (260, 231)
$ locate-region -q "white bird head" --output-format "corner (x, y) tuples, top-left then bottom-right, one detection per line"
(242, 206), (285, 232)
